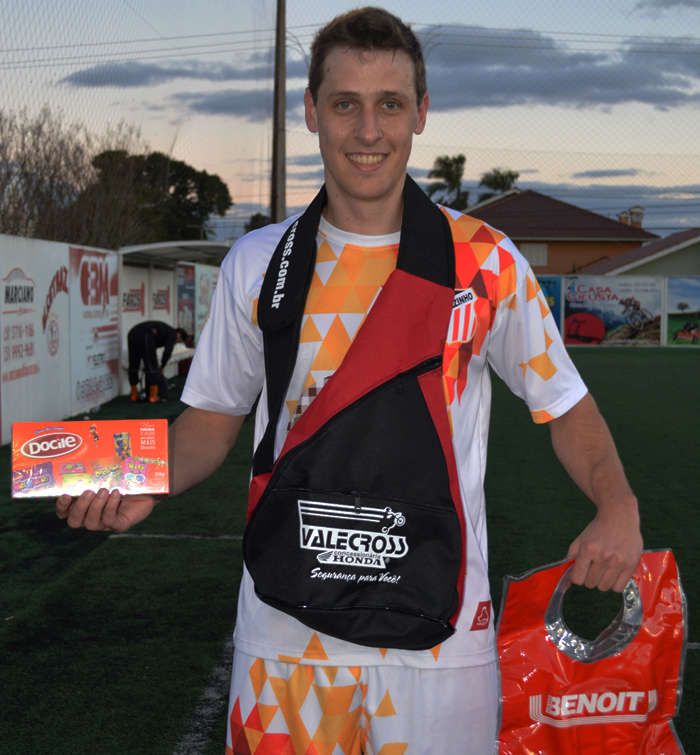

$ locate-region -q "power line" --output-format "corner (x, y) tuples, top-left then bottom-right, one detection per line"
(0, 44), (275, 71)
(0, 28), (272, 54)
(3, 26), (697, 69)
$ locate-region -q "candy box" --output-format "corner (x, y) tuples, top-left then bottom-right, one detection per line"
(11, 420), (169, 499)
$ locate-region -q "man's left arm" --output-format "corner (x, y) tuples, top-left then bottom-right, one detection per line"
(548, 392), (643, 593)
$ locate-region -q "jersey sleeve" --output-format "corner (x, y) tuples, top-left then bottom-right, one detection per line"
(486, 240), (588, 423)
(181, 236), (268, 416)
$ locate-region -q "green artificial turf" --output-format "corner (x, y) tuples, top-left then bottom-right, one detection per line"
(0, 378), (253, 753)
(486, 348), (700, 625)
(485, 347), (699, 750)
(0, 538), (241, 755)
(1, 350), (697, 753)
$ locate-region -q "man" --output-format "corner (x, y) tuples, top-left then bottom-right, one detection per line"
(127, 320), (188, 402)
(57, 8), (642, 753)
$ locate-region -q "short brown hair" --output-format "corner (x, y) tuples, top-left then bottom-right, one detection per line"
(308, 7), (427, 105)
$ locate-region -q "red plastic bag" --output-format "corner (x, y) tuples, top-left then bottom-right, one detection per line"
(497, 551), (686, 754)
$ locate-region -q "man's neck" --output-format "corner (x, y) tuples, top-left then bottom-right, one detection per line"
(321, 183), (405, 235)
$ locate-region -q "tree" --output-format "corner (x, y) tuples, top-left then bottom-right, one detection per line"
(138, 152), (233, 241)
(426, 154), (469, 211)
(245, 213), (271, 234)
(78, 150), (234, 246)
(0, 106), (234, 249)
(677, 302), (689, 313)
(0, 107), (94, 240)
(67, 147), (165, 248)
(477, 168), (519, 203)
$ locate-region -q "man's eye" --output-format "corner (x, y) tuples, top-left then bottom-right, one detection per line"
(337, 101), (352, 109)
(383, 101), (399, 110)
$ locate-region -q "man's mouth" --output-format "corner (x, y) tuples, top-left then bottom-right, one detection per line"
(347, 154), (386, 165)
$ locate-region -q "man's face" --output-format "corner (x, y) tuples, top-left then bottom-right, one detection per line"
(304, 47), (428, 213)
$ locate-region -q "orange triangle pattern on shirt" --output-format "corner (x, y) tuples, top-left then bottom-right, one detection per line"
(373, 690), (398, 718)
(302, 632), (330, 661)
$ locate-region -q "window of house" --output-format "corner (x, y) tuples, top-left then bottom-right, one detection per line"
(520, 243), (548, 267)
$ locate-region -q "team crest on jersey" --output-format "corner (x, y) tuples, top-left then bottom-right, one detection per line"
(298, 499), (408, 569)
(450, 287), (478, 343)
(470, 600), (492, 630)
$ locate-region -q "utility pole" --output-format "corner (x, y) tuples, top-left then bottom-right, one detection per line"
(270, 0), (286, 223)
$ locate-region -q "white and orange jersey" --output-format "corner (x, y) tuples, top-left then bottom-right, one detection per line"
(183, 206), (587, 670)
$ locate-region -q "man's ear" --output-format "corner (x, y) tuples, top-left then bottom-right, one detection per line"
(304, 88), (319, 134)
(414, 92), (429, 136)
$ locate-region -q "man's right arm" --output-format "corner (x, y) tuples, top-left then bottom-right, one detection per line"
(55, 407), (246, 533)
(169, 407), (245, 495)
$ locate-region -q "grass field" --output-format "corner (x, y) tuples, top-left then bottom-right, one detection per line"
(0, 347), (697, 754)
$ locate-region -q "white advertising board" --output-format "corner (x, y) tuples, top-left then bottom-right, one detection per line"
(69, 247), (120, 414)
(119, 264), (149, 394)
(563, 275), (663, 346)
(0, 236), (72, 445)
(194, 263), (220, 342)
(149, 268), (176, 324)
(177, 264), (196, 337)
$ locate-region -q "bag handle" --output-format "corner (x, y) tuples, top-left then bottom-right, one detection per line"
(544, 564), (643, 663)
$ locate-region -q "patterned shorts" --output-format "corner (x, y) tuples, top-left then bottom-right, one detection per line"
(226, 648), (498, 754)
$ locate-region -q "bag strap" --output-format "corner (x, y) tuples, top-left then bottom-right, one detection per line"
(253, 175), (454, 476)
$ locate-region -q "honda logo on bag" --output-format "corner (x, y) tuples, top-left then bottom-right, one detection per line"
(530, 690), (658, 727)
(298, 499), (408, 569)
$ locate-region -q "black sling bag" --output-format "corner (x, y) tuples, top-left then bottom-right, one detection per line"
(243, 176), (467, 651)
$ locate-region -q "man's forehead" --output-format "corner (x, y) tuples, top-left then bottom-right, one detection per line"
(319, 46), (416, 90)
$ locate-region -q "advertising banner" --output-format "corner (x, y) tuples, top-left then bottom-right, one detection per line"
(563, 276), (662, 345)
(667, 277), (700, 346)
(536, 276), (562, 332)
(1, 236), (72, 445)
(70, 247), (120, 414)
(177, 264), (195, 336)
(119, 264), (150, 394)
(149, 268), (175, 323)
(194, 263), (219, 342)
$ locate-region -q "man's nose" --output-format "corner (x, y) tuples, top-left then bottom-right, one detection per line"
(355, 106), (382, 143)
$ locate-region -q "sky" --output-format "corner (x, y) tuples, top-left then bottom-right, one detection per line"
(2, 0), (700, 239)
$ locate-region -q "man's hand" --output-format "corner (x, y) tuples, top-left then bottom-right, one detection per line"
(55, 408), (245, 534)
(56, 489), (158, 533)
(549, 393), (643, 593)
(566, 501), (643, 593)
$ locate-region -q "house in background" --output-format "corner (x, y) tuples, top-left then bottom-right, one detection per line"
(584, 227), (700, 276)
(466, 189), (659, 275)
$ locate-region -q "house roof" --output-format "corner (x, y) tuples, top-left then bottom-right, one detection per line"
(466, 189), (659, 242)
(585, 227), (700, 275)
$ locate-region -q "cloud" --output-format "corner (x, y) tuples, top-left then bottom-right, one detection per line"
(58, 26), (700, 117)
(420, 25), (700, 112)
(60, 58), (308, 89)
(407, 166), (432, 178)
(572, 169), (643, 179)
(288, 153), (323, 167)
(288, 168), (325, 182)
(635, 0), (700, 9)
(171, 87), (305, 122)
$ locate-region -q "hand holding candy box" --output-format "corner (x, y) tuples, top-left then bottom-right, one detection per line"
(11, 420), (168, 499)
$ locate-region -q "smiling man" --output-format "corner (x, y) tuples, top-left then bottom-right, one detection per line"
(57, 7), (642, 754)
(304, 43), (428, 232)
